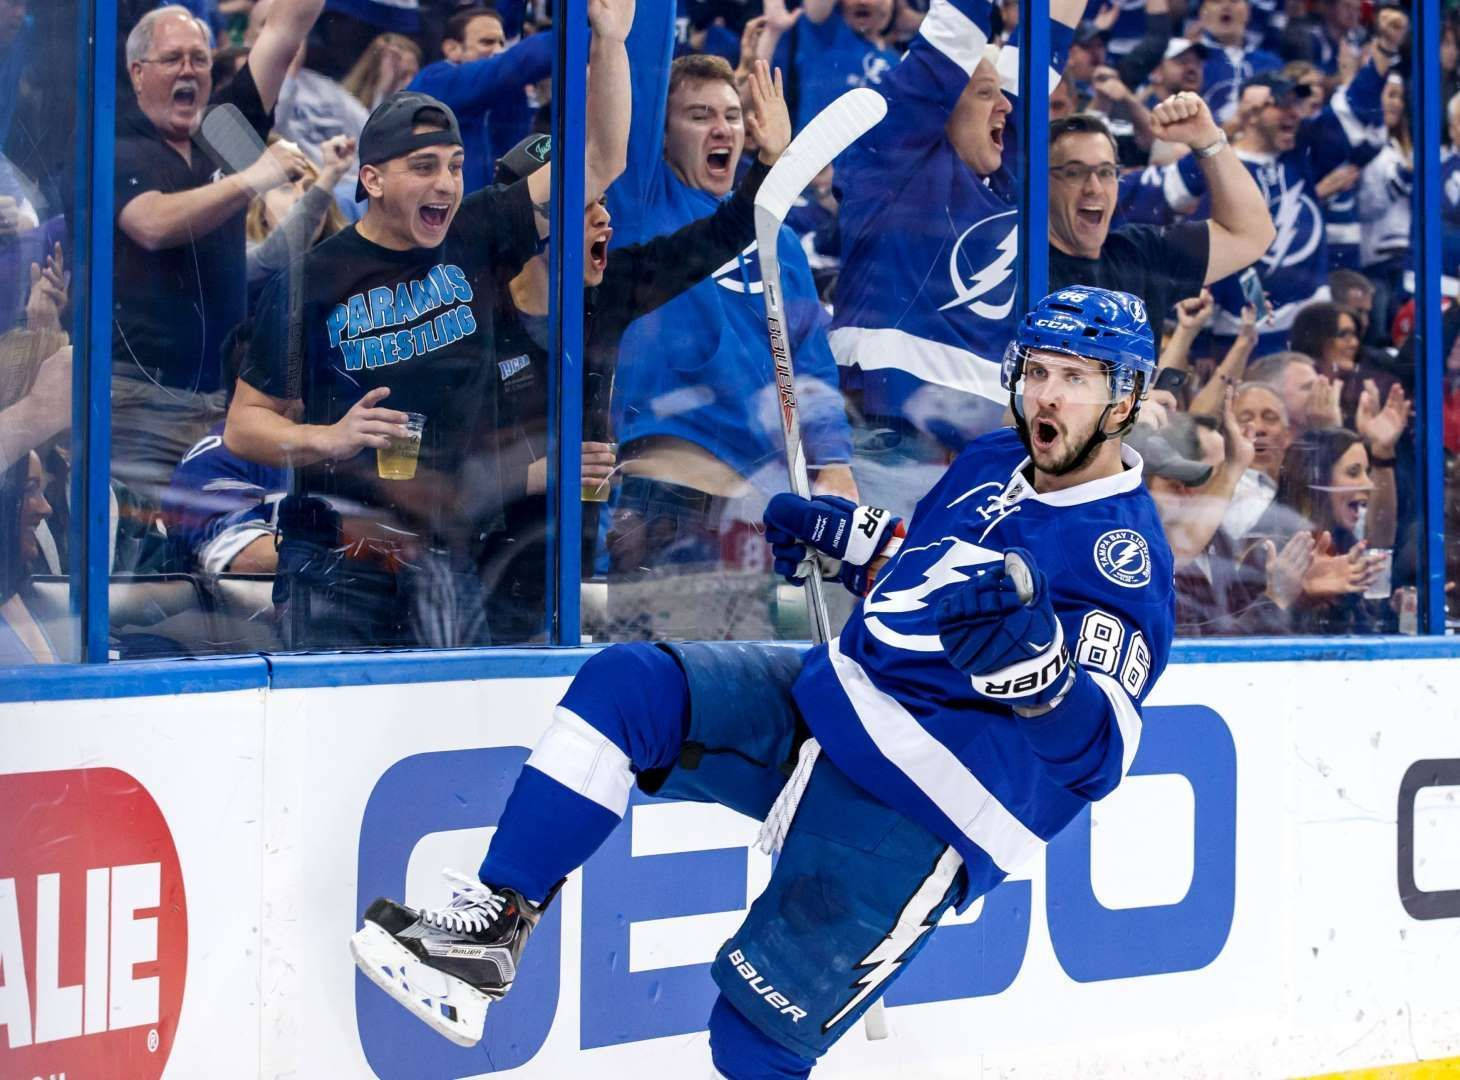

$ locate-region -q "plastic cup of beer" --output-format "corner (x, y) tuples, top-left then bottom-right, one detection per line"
(1363, 547), (1394, 601)
(378, 412), (426, 480)
(581, 443), (617, 502)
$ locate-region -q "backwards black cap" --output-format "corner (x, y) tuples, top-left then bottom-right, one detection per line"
(355, 91), (464, 202)
(493, 132), (552, 187)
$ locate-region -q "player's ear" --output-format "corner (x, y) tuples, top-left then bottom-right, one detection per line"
(1109, 392), (1137, 431)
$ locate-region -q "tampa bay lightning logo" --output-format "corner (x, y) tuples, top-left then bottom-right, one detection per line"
(712, 240), (765, 295)
(860, 52), (891, 86)
(1093, 529), (1151, 589)
(1262, 180), (1321, 273)
(863, 536), (1002, 651)
(939, 209), (1019, 321)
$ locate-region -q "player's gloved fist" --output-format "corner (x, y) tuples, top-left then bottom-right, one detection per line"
(935, 548), (1073, 709)
(762, 493), (902, 590)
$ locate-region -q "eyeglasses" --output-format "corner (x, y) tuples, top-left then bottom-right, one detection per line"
(1049, 162), (1119, 184)
(1336, 328), (1359, 339)
(138, 50), (211, 74)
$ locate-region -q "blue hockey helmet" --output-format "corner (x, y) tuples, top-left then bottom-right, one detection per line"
(1001, 286), (1156, 408)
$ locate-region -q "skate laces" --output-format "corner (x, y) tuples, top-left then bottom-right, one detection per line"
(419, 870), (510, 935)
(756, 738), (820, 855)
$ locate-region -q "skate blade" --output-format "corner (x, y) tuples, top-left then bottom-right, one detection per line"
(350, 921), (490, 1048)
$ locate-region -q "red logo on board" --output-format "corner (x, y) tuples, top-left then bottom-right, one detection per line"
(0, 768), (188, 1078)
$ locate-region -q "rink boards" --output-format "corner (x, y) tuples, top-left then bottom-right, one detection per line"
(3, 656), (1460, 1079)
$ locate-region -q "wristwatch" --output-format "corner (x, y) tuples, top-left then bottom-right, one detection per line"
(1193, 131), (1229, 159)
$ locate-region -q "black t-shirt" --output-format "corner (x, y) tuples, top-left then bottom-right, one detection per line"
(1048, 222), (1210, 328)
(113, 63), (272, 394)
(242, 180), (538, 549)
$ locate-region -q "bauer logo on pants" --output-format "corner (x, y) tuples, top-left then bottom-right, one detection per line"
(0, 768), (188, 1079)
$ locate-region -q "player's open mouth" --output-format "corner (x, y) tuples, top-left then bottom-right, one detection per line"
(706, 148), (732, 177)
(1033, 418), (1060, 450)
(589, 233), (610, 271)
(420, 204), (450, 229)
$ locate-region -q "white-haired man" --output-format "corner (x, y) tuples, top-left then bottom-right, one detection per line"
(111, 1), (322, 497)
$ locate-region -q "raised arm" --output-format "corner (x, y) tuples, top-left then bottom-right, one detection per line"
(246, 0), (326, 111)
(1148, 92), (1274, 284)
(586, 0), (634, 201)
(801, 0), (838, 23)
(409, 32), (554, 115)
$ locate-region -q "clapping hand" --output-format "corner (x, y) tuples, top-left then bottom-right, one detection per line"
(745, 61), (792, 165)
(25, 242), (69, 332)
(1356, 380), (1411, 458)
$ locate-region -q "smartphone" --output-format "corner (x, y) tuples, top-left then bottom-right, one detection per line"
(1239, 268), (1269, 321)
(1154, 367), (1189, 395)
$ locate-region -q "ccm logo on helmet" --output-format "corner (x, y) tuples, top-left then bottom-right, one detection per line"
(0, 769), (188, 1079)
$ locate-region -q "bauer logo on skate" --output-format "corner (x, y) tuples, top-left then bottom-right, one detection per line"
(0, 768), (187, 1080)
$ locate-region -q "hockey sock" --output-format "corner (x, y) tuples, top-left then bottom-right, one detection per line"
(480, 643), (690, 903)
(707, 995), (815, 1080)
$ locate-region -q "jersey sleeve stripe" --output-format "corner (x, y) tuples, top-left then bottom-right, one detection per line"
(920, 0), (992, 78)
(993, 46), (1063, 97)
(525, 706), (634, 816)
(828, 638), (1046, 874)
(1087, 671), (1143, 778)
(828, 325), (1009, 401)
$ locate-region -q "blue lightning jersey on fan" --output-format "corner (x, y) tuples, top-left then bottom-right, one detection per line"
(604, 7), (851, 476)
(1442, 147), (1460, 276)
(772, 9), (899, 133)
(1159, 60), (1384, 350)
(831, 0), (1073, 424)
(162, 422), (287, 573)
(792, 427), (1174, 907)
(1199, 35), (1282, 126)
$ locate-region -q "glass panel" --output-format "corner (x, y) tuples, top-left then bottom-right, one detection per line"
(592, 1), (1021, 642)
(1087, 3), (1422, 636)
(110, 5), (559, 653)
(0, 0), (84, 667)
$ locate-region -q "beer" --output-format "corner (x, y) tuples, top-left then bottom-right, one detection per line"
(581, 476), (612, 502)
(377, 412), (426, 480)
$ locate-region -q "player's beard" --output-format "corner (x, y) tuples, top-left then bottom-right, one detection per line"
(1028, 410), (1104, 476)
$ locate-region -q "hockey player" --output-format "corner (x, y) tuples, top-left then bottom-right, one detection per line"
(828, 0), (1081, 503)
(352, 286), (1175, 1078)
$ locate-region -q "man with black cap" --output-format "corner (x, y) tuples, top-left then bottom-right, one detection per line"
(481, 60), (793, 642)
(223, 0), (634, 650)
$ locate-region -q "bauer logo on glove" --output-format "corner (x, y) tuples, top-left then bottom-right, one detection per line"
(762, 493), (905, 596)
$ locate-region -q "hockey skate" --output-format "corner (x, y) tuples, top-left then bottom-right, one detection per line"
(350, 869), (558, 1047)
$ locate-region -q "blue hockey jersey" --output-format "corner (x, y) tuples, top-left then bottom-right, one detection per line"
(1199, 34), (1282, 126)
(1160, 60), (1385, 349)
(793, 427), (1174, 906)
(408, 31), (553, 194)
(605, 8), (851, 477)
(830, 0), (1071, 427)
(773, 8), (899, 133)
(163, 423), (287, 574)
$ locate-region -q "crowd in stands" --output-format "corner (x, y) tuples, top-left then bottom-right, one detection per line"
(0, 0), (1456, 663)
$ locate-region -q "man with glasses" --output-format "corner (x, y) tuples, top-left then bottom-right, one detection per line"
(1047, 97), (1272, 332)
(111, 1), (323, 500)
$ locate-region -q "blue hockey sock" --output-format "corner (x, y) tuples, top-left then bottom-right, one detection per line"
(479, 643), (689, 904)
(478, 765), (620, 903)
(708, 995), (815, 1080)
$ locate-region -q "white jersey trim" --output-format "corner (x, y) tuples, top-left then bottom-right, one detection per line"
(1088, 670), (1144, 776)
(1001, 444), (1147, 508)
(829, 326), (1006, 401)
(827, 638), (1046, 875)
(526, 706), (634, 816)
(921, 0), (990, 77)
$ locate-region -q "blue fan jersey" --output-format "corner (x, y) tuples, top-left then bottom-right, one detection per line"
(792, 427), (1174, 907)
(605, 7), (851, 476)
(163, 422), (287, 573)
(773, 9), (899, 133)
(1199, 35), (1282, 126)
(831, 0), (1072, 424)
(1159, 60), (1385, 349)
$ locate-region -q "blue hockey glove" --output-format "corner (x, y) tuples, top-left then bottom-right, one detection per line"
(762, 493), (903, 594)
(935, 548), (1073, 709)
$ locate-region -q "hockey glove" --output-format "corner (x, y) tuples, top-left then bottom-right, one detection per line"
(762, 493), (904, 595)
(935, 548), (1074, 711)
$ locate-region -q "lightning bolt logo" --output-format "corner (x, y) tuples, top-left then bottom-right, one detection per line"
(1263, 181), (1320, 272)
(940, 211), (1019, 319)
(822, 848), (963, 1033)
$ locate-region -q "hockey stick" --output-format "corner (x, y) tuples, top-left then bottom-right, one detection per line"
(753, 86), (891, 1042)
(754, 86), (887, 646)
